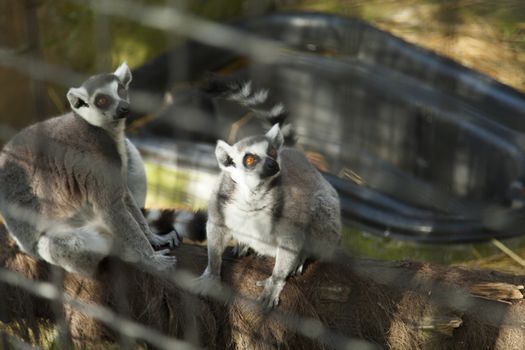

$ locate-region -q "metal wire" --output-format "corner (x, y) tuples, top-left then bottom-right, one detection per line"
(1, 1), (525, 349)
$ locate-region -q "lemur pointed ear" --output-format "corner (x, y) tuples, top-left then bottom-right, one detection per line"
(66, 87), (89, 110)
(215, 140), (236, 170)
(266, 124), (284, 149)
(114, 62), (132, 88)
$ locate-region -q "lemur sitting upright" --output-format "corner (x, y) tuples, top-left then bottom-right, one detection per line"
(0, 63), (202, 276)
(198, 79), (342, 309)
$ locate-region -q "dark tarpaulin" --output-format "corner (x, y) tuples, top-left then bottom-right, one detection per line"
(129, 12), (525, 243)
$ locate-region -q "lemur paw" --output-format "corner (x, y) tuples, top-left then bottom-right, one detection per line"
(146, 249), (177, 271)
(150, 230), (181, 250)
(192, 270), (222, 297)
(256, 278), (285, 309)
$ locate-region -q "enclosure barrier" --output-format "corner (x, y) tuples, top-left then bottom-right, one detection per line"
(1, 1), (525, 349)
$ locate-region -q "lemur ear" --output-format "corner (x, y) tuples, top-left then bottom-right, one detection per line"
(66, 87), (89, 110)
(265, 123), (284, 150)
(215, 140), (236, 170)
(114, 62), (132, 88)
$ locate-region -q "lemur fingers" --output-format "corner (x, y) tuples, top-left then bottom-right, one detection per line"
(256, 277), (286, 309)
(146, 249), (177, 272)
(148, 229), (181, 250)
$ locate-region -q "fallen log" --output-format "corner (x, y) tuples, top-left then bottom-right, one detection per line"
(0, 225), (524, 350)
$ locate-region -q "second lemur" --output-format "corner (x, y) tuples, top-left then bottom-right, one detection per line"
(200, 109), (341, 308)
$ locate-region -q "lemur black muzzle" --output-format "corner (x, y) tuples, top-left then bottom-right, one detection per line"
(261, 158), (280, 178)
(116, 101), (130, 119)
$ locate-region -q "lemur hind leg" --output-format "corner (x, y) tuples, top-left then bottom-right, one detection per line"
(1, 213), (39, 256)
(36, 224), (111, 276)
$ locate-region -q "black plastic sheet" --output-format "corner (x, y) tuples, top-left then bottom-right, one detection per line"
(130, 12), (525, 243)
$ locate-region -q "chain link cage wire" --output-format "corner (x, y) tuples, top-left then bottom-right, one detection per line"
(2, 0), (525, 349)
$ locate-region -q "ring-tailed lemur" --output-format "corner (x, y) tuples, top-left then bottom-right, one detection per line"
(199, 108), (341, 308)
(200, 76), (295, 259)
(0, 62), (193, 276)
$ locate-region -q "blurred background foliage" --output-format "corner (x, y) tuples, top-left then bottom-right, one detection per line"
(288, 0), (525, 92)
(2, 0), (525, 273)
(2, 0), (525, 125)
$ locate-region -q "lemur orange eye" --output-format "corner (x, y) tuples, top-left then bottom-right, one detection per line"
(268, 147), (277, 158)
(95, 94), (111, 108)
(243, 154), (258, 168)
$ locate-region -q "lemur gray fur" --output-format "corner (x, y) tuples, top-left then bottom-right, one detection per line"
(0, 63), (188, 276)
(201, 76), (295, 258)
(198, 79), (342, 308)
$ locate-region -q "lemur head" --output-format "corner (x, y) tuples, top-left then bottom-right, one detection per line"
(215, 124), (284, 192)
(66, 62), (132, 128)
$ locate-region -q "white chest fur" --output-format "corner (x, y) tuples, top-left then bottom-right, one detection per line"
(223, 200), (277, 257)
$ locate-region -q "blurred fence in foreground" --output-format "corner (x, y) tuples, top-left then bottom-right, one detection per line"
(1, 1), (525, 349)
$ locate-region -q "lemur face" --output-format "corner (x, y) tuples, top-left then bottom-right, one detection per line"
(67, 62), (132, 127)
(215, 124), (284, 191)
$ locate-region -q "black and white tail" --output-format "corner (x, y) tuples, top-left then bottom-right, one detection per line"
(201, 75), (296, 146)
(142, 208), (207, 245)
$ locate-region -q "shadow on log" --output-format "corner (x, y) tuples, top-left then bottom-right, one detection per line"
(0, 224), (524, 349)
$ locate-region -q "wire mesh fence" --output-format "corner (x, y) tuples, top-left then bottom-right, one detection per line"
(2, 1), (525, 349)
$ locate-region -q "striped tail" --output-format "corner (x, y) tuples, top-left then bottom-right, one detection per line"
(201, 75), (296, 146)
(141, 208), (207, 243)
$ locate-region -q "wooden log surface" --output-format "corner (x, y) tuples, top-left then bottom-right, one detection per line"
(0, 225), (524, 350)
